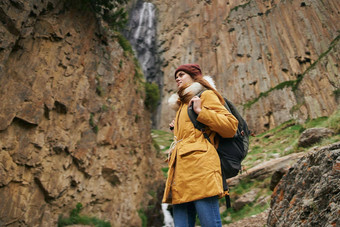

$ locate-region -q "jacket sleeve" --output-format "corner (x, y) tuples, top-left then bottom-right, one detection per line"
(196, 90), (238, 138)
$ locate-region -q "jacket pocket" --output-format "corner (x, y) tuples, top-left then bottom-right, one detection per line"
(178, 142), (208, 157)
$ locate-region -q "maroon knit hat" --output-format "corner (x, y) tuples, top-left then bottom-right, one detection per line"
(174, 64), (202, 79)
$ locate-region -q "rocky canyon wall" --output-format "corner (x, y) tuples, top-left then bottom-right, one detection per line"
(0, 0), (162, 226)
(153, 0), (340, 133)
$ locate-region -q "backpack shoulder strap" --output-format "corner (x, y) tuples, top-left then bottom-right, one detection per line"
(187, 90), (211, 142)
(187, 90), (205, 130)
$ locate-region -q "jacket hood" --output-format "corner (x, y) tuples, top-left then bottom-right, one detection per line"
(168, 75), (216, 111)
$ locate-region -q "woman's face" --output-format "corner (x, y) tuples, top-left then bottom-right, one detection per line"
(175, 71), (194, 88)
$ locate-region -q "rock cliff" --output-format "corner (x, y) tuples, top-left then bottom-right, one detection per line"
(268, 142), (340, 226)
(0, 1), (162, 226)
(153, 0), (340, 133)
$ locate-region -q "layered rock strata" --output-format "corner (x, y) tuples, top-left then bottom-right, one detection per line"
(152, 0), (340, 133)
(0, 1), (162, 226)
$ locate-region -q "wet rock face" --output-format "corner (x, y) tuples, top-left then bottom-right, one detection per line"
(268, 142), (340, 227)
(0, 1), (162, 226)
(152, 0), (340, 133)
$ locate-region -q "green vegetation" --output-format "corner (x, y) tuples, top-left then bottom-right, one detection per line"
(151, 129), (174, 177)
(230, 1), (251, 13)
(151, 129), (174, 154)
(58, 203), (111, 227)
(333, 88), (340, 101)
(245, 110), (340, 169)
(116, 32), (134, 54)
(134, 67), (144, 82)
(138, 208), (147, 227)
(220, 176), (272, 224)
(144, 82), (160, 112)
(325, 109), (340, 133)
(243, 80), (296, 109)
(294, 34), (340, 90)
(161, 167), (169, 178)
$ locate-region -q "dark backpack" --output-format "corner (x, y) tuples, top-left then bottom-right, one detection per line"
(188, 91), (251, 207)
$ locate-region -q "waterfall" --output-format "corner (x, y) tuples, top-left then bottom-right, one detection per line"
(125, 1), (159, 83)
(162, 203), (174, 227)
(124, 0), (163, 128)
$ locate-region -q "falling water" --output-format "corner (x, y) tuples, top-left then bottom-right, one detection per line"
(124, 0), (163, 128)
(124, 1), (160, 83)
(162, 204), (174, 227)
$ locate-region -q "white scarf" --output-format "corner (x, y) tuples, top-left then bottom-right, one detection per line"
(168, 76), (216, 111)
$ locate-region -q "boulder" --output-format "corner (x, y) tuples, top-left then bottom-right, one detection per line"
(298, 127), (334, 147)
(268, 142), (340, 226)
(232, 189), (260, 211)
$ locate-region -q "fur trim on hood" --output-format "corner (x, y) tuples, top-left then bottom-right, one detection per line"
(168, 75), (216, 111)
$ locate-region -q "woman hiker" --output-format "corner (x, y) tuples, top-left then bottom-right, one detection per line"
(162, 64), (239, 227)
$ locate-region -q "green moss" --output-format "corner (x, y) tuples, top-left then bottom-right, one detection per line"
(289, 103), (305, 115)
(134, 67), (144, 81)
(333, 89), (340, 100)
(294, 34), (340, 89)
(58, 203), (111, 227)
(230, 1), (251, 13)
(144, 82), (160, 112)
(244, 80), (296, 109)
(225, 1), (251, 22)
(89, 113), (98, 134)
(138, 208), (147, 227)
(89, 113), (95, 127)
(115, 32), (134, 54)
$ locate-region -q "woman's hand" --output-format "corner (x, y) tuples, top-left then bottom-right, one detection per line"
(189, 96), (202, 114)
(169, 120), (175, 131)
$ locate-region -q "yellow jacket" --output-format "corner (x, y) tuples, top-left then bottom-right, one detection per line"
(162, 88), (238, 204)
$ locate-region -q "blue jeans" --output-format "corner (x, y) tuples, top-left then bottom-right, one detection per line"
(173, 196), (222, 227)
